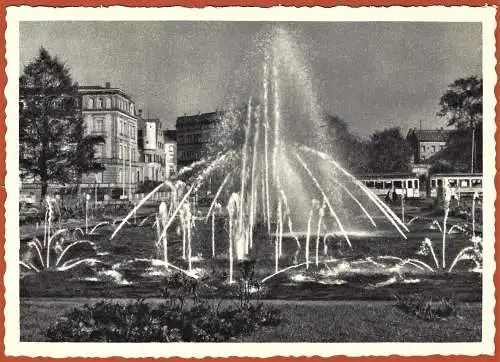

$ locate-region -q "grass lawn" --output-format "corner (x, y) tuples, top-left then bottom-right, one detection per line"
(20, 298), (481, 342)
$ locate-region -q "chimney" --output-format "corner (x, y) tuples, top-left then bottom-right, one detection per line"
(105, 82), (111, 88)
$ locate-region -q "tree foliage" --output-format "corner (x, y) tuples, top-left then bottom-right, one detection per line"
(438, 76), (482, 129)
(323, 115), (370, 173)
(436, 76), (483, 172)
(366, 127), (412, 173)
(19, 47), (103, 198)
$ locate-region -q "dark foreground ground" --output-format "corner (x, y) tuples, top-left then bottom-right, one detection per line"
(20, 298), (481, 342)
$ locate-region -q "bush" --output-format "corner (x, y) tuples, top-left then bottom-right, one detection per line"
(394, 294), (459, 321)
(47, 272), (281, 342)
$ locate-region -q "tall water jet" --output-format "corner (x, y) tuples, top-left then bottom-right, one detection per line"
(248, 105), (261, 250)
(158, 201), (168, 268)
(227, 192), (240, 283)
(472, 191), (479, 238)
(442, 183), (452, 268)
(305, 199), (319, 269)
(262, 52), (271, 233)
(315, 200), (326, 266)
(238, 96), (252, 257)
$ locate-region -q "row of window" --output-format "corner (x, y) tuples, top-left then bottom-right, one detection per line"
(144, 154), (165, 164)
(179, 151), (201, 161)
(362, 179), (419, 190)
(117, 169), (139, 184)
(119, 120), (136, 139)
(431, 178), (482, 188)
(177, 132), (210, 144)
(86, 96), (135, 114)
(421, 144), (445, 154)
(118, 143), (137, 162)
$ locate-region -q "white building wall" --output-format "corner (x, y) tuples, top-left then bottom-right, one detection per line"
(144, 121), (157, 150)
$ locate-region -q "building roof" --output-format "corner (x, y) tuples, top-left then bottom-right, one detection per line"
(78, 84), (134, 102)
(355, 173), (417, 180)
(407, 129), (452, 142)
(176, 111), (221, 127)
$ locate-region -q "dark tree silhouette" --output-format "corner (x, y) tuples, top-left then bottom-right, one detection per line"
(323, 115), (370, 173)
(437, 76), (483, 172)
(19, 47), (104, 200)
(367, 127), (412, 173)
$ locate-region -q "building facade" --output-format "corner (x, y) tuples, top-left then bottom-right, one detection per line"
(78, 83), (140, 196)
(406, 128), (452, 177)
(137, 118), (165, 182)
(163, 130), (177, 179)
(175, 111), (221, 167)
(407, 129), (451, 162)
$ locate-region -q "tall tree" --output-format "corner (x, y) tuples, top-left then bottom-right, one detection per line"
(19, 47), (103, 200)
(367, 127), (412, 173)
(437, 76), (483, 172)
(324, 115), (370, 173)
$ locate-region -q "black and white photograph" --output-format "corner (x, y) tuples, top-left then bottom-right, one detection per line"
(4, 6), (496, 358)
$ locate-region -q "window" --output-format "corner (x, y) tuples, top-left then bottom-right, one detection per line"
(460, 179), (470, 188)
(169, 145), (174, 152)
(94, 119), (104, 132)
(421, 145), (425, 153)
(431, 180), (436, 188)
(119, 144), (123, 159)
(105, 98), (111, 108)
(87, 98), (94, 109)
(97, 98), (103, 109)
(440, 145), (444, 150)
(407, 180), (413, 189)
(437, 179), (443, 187)
(394, 181), (402, 188)
(432, 145), (436, 153)
(366, 181), (375, 188)
(375, 181), (383, 189)
(472, 179), (482, 187)
(384, 181), (392, 189)
(449, 179), (457, 187)
(94, 144), (103, 159)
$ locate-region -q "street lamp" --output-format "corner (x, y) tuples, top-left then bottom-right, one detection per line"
(470, 120), (475, 174)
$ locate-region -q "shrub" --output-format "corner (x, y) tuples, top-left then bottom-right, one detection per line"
(47, 272), (281, 342)
(394, 294), (458, 321)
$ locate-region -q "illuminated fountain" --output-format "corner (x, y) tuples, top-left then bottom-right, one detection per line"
(110, 27), (412, 283)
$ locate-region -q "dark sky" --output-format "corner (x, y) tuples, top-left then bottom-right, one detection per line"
(19, 21), (482, 138)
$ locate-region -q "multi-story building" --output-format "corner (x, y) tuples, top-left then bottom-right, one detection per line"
(175, 111), (222, 167)
(163, 130), (177, 179)
(137, 118), (165, 182)
(78, 83), (140, 196)
(406, 128), (452, 176)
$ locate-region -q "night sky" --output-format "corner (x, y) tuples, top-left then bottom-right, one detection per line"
(19, 21), (482, 138)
